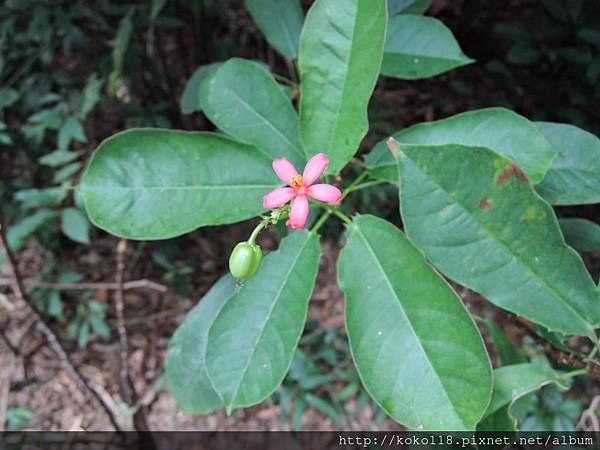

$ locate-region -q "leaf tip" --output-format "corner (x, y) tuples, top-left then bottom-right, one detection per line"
(386, 137), (399, 160)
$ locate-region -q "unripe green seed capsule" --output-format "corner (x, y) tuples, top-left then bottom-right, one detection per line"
(246, 243), (262, 277)
(229, 242), (263, 279)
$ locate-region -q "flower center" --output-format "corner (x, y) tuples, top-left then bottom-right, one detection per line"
(291, 174), (303, 189)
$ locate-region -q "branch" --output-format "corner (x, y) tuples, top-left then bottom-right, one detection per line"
(577, 395), (600, 431)
(0, 219), (123, 431)
(0, 337), (15, 432)
(0, 278), (168, 293)
(115, 239), (133, 405)
(113, 240), (152, 435)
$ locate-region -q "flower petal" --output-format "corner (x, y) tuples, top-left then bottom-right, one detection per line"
(263, 187), (295, 209)
(272, 158), (299, 185)
(287, 195), (309, 229)
(302, 153), (329, 186)
(307, 184), (342, 204)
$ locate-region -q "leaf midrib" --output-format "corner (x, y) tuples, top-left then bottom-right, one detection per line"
(352, 223), (468, 429)
(383, 51), (469, 65)
(78, 184), (276, 192)
(402, 153), (595, 334)
(324, 1), (359, 158)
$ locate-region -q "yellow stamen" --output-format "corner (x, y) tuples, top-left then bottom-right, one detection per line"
(291, 174), (303, 189)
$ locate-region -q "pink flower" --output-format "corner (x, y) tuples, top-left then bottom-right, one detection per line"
(263, 153), (342, 229)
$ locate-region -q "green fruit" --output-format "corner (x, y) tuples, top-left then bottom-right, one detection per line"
(229, 242), (262, 279)
(246, 243), (262, 277)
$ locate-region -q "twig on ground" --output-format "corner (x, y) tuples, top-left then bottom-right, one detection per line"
(108, 308), (186, 327)
(0, 340), (15, 431)
(0, 329), (19, 357)
(115, 239), (133, 406)
(0, 293), (14, 310)
(577, 395), (600, 431)
(0, 277), (168, 293)
(113, 239), (153, 436)
(0, 219), (123, 431)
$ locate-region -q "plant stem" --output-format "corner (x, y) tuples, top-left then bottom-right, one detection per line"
(309, 166), (371, 232)
(248, 220), (267, 244)
(346, 180), (388, 193)
(273, 72), (297, 87)
(586, 339), (600, 361)
(341, 171), (368, 201)
(328, 208), (352, 225)
(560, 368), (588, 379)
(310, 210), (332, 233)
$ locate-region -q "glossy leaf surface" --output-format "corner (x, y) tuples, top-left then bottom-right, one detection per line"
(382, 15), (473, 79)
(164, 275), (235, 413)
(299, 0), (386, 174)
(200, 58), (306, 166)
(484, 320), (526, 366)
(245, 0), (304, 59)
(180, 62), (221, 114)
(397, 143), (600, 336)
(366, 108), (557, 184)
(387, 0), (430, 15)
(535, 121), (600, 205)
(78, 129), (279, 239)
(559, 218), (600, 252)
(477, 362), (568, 431)
(206, 230), (321, 411)
(338, 214), (492, 431)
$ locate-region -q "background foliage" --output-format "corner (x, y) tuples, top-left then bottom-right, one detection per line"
(1, 0), (599, 431)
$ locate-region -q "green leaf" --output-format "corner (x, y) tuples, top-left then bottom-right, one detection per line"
(535, 122), (600, 205)
(150, 0), (169, 20)
(77, 129), (279, 240)
(338, 215), (492, 431)
(180, 62), (221, 114)
(14, 187), (67, 209)
(200, 58), (306, 167)
(382, 15), (473, 80)
(559, 218), (600, 252)
(396, 143), (600, 336)
(477, 362), (569, 431)
(387, 0), (430, 15)
(298, 0), (386, 174)
(304, 394), (342, 427)
(206, 230), (321, 412)
(507, 42), (541, 65)
(79, 73), (104, 119)
(483, 319), (526, 366)
(165, 275), (235, 413)
(0, 88), (19, 109)
(112, 8), (134, 74)
(90, 316), (111, 339)
(39, 149), (82, 167)
(478, 405), (517, 433)
(293, 395), (307, 430)
(365, 108), (557, 184)
(1, 209), (58, 267)
(57, 117), (86, 150)
(53, 162), (82, 183)
(47, 291), (65, 322)
(245, 0), (304, 59)
(61, 208), (91, 245)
